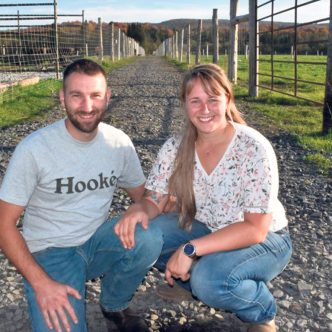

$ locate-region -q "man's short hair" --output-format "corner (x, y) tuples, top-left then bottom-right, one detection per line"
(63, 59), (107, 86)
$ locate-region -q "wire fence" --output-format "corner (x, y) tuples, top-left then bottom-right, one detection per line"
(0, 1), (144, 105)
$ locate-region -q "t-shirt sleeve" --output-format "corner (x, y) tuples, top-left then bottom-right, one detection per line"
(242, 140), (279, 214)
(117, 139), (146, 189)
(145, 138), (178, 194)
(0, 141), (38, 206)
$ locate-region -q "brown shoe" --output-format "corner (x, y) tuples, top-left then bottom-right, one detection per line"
(247, 319), (276, 332)
(156, 282), (194, 301)
(101, 306), (149, 332)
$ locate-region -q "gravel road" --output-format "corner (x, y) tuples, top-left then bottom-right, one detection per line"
(0, 56), (331, 331)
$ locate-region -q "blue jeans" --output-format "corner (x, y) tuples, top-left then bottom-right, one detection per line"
(153, 212), (292, 324)
(23, 218), (163, 332)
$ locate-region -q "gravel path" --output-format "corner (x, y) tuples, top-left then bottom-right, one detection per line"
(0, 56), (331, 332)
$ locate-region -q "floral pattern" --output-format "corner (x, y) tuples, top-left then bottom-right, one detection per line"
(146, 123), (288, 232)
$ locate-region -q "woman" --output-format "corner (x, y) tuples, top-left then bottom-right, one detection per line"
(115, 63), (292, 332)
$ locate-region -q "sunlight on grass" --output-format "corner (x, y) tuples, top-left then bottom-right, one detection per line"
(0, 79), (62, 128)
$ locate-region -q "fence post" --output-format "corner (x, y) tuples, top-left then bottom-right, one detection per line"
(229, 0), (238, 83)
(122, 32), (126, 58)
(195, 19), (202, 64)
(323, 0), (332, 134)
(171, 34), (174, 58)
(82, 11), (85, 54)
(249, 0), (258, 97)
(53, 0), (60, 79)
(187, 24), (191, 64)
(175, 30), (179, 60)
(212, 9), (219, 64)
(17, 10), (22, 68)
(117, 28), (121, 60)
(110, 22), (114, 61)
(180, 29), (184, 62)
(98, 18), (103, 62)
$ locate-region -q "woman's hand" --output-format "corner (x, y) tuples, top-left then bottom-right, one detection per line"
(114, 203), (149, 249)
(165, 246), (194, 285)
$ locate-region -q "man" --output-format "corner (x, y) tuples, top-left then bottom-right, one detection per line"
(0, 59), (162, 332)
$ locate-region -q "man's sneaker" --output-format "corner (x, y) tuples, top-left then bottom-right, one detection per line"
(101, 306), (149, 332)
(247, 318), (276, 332)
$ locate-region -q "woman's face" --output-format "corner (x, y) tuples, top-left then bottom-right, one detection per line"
(185, 79), (229, 136)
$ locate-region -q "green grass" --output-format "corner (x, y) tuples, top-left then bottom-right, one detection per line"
(167, 55), (332, 173)
(0, 56), (139, 128)
(88, 56), (139, 73)
(0, 79), (62, 128)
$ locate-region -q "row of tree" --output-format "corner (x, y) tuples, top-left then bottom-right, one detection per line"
(0, 19), (328, 57)
(126, 19), (328, 55)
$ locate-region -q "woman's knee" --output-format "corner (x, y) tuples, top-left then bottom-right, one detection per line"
(135, 223), (163, 259)
(190, 259), (229, 304)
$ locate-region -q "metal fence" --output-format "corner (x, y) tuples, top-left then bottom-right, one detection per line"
(0, 1), (144, 81)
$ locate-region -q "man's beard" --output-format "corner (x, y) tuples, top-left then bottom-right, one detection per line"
(66, 107), (106, 133)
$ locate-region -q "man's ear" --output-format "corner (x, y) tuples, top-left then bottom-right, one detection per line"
(59, 89), (65, 107)
(107, 88), (111, 103)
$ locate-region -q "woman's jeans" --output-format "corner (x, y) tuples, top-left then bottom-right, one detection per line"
(153, 212), (292, 324)
(23, 218), (163, 332)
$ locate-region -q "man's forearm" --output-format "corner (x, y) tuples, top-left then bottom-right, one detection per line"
(0, 224), (51, 290)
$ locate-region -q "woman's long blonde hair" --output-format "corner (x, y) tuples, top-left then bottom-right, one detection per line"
(167, 63), (246, 230)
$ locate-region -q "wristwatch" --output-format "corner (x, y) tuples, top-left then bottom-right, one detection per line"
(182, 242), (197, 259)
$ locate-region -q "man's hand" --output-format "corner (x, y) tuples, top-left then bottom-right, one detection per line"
(114, 203), (149, 249)
(165, 246), (194, 286)
(35, 279), (81, 332)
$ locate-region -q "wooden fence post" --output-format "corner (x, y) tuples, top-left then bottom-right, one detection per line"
(122, 33), (126, 58)
(98, 18), (103, 62)
(212, 9), (219, 64)
(249, 0), (258, 97)
(53, 0), (60, 79)
(323, 0), (332, 133)
(82, 10), (86, 56)
(84, 20), (88, 56)
(17, 10), (22, 68)
(187, 24), (191, 64)
(180, 29), (184, 62)
(110, 22), (114, 61)
(174, 31), (178, 60)
(195, 19), (202, 64)
(229, 0), (238, 83)
(117, 28), (121, 60)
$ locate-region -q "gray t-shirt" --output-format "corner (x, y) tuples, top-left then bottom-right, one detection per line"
(0, 119), (145, 253)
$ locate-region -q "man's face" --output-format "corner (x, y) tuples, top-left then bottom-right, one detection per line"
(60, 72), (111, 141)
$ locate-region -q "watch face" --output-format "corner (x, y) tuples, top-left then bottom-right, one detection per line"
(183, 243), (195, 257)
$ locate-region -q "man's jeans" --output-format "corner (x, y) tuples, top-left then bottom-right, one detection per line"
(153, 212), (292, 324)
(23, 218), (163, 332)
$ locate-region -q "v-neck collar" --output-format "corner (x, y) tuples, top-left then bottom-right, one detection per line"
(195, 122), (238, 177)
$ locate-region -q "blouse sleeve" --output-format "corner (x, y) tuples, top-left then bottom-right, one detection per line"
(242, 139), (279, 214)
(145, 137), (179, 194)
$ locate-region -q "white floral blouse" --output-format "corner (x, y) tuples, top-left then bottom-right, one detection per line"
(146, 122), (288, 232)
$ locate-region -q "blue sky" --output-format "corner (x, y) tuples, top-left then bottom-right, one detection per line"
(2, 0), (329, 24)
